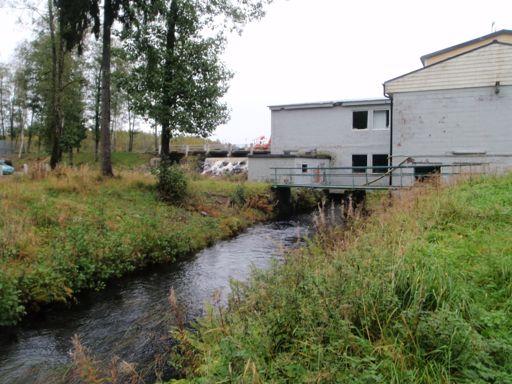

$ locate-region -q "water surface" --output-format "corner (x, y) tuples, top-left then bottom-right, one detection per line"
(0, 215), (313, 383)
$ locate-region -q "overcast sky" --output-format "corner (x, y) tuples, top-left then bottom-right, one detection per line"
(1, 0), (511, 144)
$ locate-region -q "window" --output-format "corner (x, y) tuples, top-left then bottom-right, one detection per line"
(414, 166), (441, 181)
(352, 154), (367, 173)
(372, 154), (389, 173)
(373, 110), (390, 129)
(301, 163), (308, 173)
(352, 111), (368, 129)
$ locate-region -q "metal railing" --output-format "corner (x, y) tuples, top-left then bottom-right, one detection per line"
(270, 163), (488, 190)
(168, 143), (269, 156)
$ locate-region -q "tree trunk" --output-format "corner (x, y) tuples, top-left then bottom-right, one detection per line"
(153, 122), (158, 155)
(27, 107), (34, 153)
(9, 99), (15, 144)
(94, 68), (101, 162)
(18, 109), (24, 159)
(0, 77), (5, 138)
(160, 0), (178, 163)
(48, 0), (64, 170)
(100, 0), (114, 176)
(127, 107), (134, 152)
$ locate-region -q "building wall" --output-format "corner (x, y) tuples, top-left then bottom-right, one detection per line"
(423, 34), (512, 66)
(385, 43), (512, 94)
(248, 157), (329, 183)
(270, 104), (391, 170)
(0, 140), (12, 158)
(392, 85), (512, 182)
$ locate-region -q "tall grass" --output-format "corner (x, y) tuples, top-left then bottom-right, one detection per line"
(172, 174), (512, 383)
(0, 167), (274, 326)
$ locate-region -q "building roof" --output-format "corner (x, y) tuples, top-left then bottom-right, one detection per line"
(268, 98), (390, 111)
(420, 29), (512, 66)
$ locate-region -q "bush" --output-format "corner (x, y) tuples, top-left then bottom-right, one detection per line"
(0, 270), (24, 326)
(154, 163), (188, 202)
(230, 184), (247, 207)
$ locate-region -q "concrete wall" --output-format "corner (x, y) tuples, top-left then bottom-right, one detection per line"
(270, 104), (391, 169)
(391, 85), (512, 185)
(248, 157), (329, 183)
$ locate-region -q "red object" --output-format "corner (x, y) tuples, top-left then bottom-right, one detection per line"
(253, 136), (271, 151)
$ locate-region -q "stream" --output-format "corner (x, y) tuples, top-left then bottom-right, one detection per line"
(0, 214), (314, 383)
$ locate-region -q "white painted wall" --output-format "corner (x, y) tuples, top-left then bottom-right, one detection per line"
(248, 157), (329, 183)
(270, 103), (391, 168)
(391, 85), (512, 185)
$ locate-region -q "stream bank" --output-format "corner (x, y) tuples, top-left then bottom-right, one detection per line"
(0, 214), (315, 383)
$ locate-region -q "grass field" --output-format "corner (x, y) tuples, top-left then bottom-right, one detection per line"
(0, 168), (274, 326)
(172, 174), (512, 383)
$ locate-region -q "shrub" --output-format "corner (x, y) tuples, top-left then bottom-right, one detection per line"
(154, 163), (188, 202)
(0, 270), (24, 326)
(230, 184), (247, 207)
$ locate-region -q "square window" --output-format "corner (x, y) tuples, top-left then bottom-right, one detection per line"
(352, 154), (367, 173)
(301, 163), (308, 173)
(414, 166), (441, 181)
(353, 111), (368, 129)
(373, 110), (390, 129)
(372, 154), (389, 173)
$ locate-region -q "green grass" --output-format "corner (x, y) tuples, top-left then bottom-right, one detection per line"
(17, 151), (153, 170)
(171, 174), (512, 383)
(0, 168), (274, 326)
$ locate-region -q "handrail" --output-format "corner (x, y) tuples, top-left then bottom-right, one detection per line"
(270, 162), (488, 189)
(270, 163), (487, 171)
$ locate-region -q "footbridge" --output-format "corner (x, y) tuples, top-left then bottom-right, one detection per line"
(271, 163), (487, 191)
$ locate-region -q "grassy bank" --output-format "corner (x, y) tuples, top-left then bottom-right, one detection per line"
(0, 168), (274, 326)
(173, 174), (512, 383)
(15, 151), (154, 170)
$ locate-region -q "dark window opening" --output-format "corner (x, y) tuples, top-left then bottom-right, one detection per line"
(372, 154), (389, 173)
(353, 111), (368, 129)
(301, 163), (308, 173)
(414, 166), (441, 181)
(386, 110), (390, 127)
(352, 154), (367, 173)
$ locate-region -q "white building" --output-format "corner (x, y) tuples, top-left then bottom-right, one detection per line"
(248, 30), (512, 187)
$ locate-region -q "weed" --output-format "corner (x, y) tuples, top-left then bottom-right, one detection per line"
(173, 174), (512, 383)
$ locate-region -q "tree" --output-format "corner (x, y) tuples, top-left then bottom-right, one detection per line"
(0, 65), (12, 140)
(8, 15), (88, 161)
(122, 0), (271, 163)
(56, 0), (132, 176)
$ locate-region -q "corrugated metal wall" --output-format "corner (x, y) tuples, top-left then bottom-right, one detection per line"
(0, 140), (13, 157)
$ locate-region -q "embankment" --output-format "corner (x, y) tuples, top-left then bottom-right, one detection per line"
(0, 168), (284, 326)
(174, 174), (512, 383)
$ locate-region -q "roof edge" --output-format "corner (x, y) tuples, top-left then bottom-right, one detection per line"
(420, 29), (512, 66)
(268, 98), (390, 111)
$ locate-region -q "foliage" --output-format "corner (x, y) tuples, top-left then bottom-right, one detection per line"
(172, 174), (512, 383)
(0, 168), (273, 325)
(230, 184), (247, 207)
(154, 163), (189, 202)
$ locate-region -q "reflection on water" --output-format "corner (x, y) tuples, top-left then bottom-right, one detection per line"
(0, 215), (313, 383)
